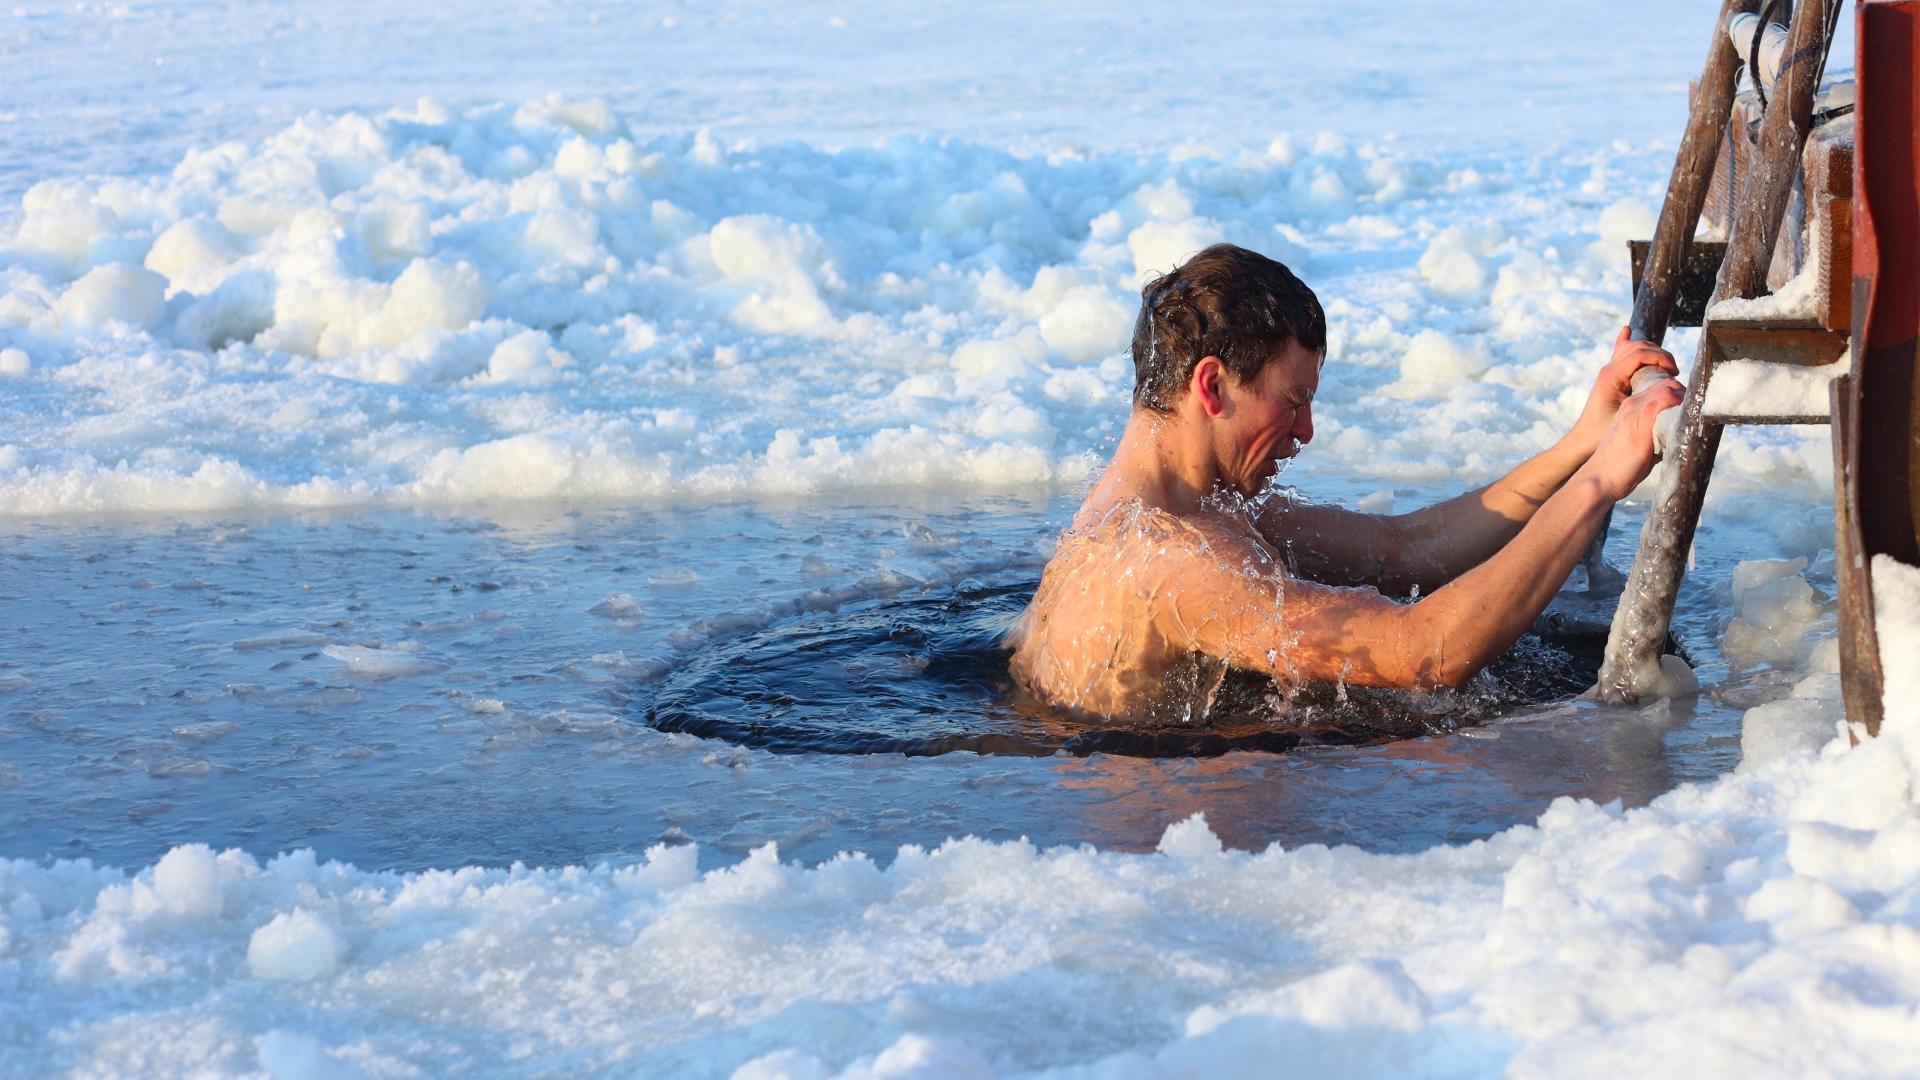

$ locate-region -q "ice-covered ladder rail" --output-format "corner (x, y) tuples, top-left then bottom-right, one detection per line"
(1594, 0), (1844, 703)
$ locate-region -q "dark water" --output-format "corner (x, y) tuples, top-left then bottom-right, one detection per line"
(644, 575), (1617, 758)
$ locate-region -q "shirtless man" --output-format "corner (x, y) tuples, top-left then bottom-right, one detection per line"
(1007, 243), (1683, 722)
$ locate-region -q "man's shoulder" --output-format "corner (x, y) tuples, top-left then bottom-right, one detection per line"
(1078, 506), (1281, 583)
(1169, 510), (1282, 567)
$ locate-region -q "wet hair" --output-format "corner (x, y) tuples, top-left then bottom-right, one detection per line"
(1129, 243), (1326, 412)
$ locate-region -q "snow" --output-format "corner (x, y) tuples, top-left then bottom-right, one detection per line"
(0, 0), (1908, 1075)
(1876, 556), (1920, 738)
(1703, 349), (1849, 420)
(1705, 263), (1819, 322)
(5, 725), (1920, 1076)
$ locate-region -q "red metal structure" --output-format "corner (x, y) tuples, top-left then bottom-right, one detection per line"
(1835, 0), (1920, 735)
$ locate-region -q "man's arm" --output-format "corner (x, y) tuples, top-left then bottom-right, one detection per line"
(1256, 328), (1680, 596)
(1180, 377), (1682, 689)
(1254, 439), (1591, 596)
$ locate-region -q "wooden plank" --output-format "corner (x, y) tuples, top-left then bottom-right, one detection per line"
(1816, 196), (1853, 330)
(1831, 372), (1885, 737)
(1808, 129), (1855, 331)
(1706, 322), (1848, 365)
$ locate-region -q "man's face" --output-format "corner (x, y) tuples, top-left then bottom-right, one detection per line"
(1221, 342), (1319, 495)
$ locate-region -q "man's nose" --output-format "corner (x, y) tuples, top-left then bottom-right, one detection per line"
(1293, 404), (1314, 446)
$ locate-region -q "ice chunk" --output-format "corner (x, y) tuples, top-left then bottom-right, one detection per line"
(173, 271), (275, 351)
(1128, 218), (1215, 284)
(1595, 198), (1655, 254)
(322, 643), (446, 678)
(1156, 813), (1224, 860)
(247, 908), (340, 981)
(54, 263), (167, 333)
(152, 844), (224, 918)
(1356, 490), (1395, 514)
(145, 217), (242, 288)
(1738, 697), (1841, 773)
(1743, 875), (1860, 934)
(1722, 558), (1821, 669)
(481, 329), (573, 383)
(257, 1030), (355, 1080)
(14, 179), (130, 271)
(589, 592), (646, 619)
(172, 721), (240, 744)
(733, 1050), (832, 1080)
(767, 1034), (992, 1080)
(1037, 285), (1131, 362)
(706, 215), (837, 334)
(1648, 653), (1700, 699)
(1392, 329), (1489, 394)
(950, 331), (1045, 394)
(1188, 959), (1432, 1035)
(1417, 227), (1487, 296)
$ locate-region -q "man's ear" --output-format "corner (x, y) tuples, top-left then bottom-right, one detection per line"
(1192, 356), (1230, 417)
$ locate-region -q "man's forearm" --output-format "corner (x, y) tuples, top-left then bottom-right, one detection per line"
(1396, 473), (1613, 689)
(1389, 437), (1591, 590)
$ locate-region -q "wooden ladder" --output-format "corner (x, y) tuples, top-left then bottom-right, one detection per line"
(1593, 0), (1846, 702)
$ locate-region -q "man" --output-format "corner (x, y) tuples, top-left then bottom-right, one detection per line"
(1007, 243), (1683, 722)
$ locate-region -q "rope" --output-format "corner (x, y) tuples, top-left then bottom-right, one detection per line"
(1748, 0), (1780, 113)
(1743, 0), (1847, 143)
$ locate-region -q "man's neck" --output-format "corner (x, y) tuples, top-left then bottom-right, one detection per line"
(1095, 409), (1224, 518)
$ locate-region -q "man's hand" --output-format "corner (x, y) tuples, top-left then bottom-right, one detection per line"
(1566, 326), (1681, 459)
(1578, 374), (1686, 500)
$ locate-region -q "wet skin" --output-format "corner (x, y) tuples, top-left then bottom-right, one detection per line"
(1008, 329), (1684, 721)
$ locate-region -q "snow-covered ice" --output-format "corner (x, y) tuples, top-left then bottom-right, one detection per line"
(0, 0), (1909, 1076)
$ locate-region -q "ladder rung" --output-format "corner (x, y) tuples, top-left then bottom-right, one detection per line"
(1706, 319), (1848, 367)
